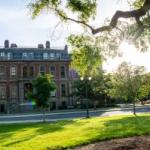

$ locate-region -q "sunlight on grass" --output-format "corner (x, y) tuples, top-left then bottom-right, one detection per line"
(0, 114), (150, 150)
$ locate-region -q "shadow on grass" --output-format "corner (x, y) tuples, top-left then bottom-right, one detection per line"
(0, 120), (77, 146)
(1, 115), (150, 149)
(0, 120), (75, 133)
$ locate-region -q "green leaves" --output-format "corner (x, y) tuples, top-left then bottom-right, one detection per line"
(29, 74), (56, 108)
(131, 0), (145, 9)
(137, 73), (150, 100)
(68, 34), (102, 77)
(29, 0), (61, 19)
(29, 0), (96, 22)
(108, 62), (146, 102)
(67, 0), (96, 21)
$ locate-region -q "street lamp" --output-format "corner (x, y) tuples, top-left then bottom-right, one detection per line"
(80, 76), (92, 118)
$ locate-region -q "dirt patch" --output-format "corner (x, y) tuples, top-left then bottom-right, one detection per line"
(73, 136), (150, 150)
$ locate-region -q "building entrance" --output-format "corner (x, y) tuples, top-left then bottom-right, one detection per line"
(24, 83), (33, 99)
(0, 104), (5, 113)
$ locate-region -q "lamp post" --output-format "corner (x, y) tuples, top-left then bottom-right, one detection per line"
(80, 76), (92, 118)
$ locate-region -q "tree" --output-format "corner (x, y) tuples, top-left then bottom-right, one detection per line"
(137, 73), (150, 103)
(71, 70), (111, 108)
(90, 71), (112, 108)
(28, 74), (56, 122)
(68, 34), (103, 116)
(108, 62), (145, 115)
(29, 0), (150, 34)
(29, 0), (150, 51)
(71, 79), (92, 108)
(68, 34), (102, 77)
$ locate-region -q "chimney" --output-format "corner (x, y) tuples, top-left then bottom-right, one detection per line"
(64, 45), (68, 52)
(4, 40), (9, 48)
(46, 41), (50, 49)
(11, 43), (17, 48)
(38, 44), (44, 49)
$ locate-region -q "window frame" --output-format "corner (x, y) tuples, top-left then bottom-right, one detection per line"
(60, 66), (66, 78)
(23, 66), (28, 78)
(39, 65), (46, 75)
(50, 65), (56, 77)
(0, 84), (6, 99)
(0, 65), (5, 77)
(61, 83), (66, 97)
(29, 66), (34, 77)
(10, 66), (17, 77)
(10, 84), (17, 99)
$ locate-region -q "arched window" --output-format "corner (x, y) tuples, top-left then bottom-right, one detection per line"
(39, 66), (45, 75)
(23, 66), (28, 78)
(50, 66), (55, 77)
(24, 83), (33, 99)
(29, 66), (34, 77)
(60, 66), (66, 78)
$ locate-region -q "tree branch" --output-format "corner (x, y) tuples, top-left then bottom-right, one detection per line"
(55, 0), (150, 35)
(93, 0), (150, 34)
(54, 8), (95, 32)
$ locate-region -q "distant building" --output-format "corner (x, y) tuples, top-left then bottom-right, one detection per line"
(0, 40), (71, 113)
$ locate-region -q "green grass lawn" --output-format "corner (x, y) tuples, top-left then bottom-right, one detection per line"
(0, 114), (150, 150)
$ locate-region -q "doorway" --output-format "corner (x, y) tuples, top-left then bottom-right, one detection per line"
(0, 104), (5, 113)
(24, 83), (33, 99)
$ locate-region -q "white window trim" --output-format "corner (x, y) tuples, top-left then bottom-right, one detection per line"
(10, 66), (17, 77)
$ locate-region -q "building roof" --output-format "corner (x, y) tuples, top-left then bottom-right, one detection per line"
(0, 40), (70, 61)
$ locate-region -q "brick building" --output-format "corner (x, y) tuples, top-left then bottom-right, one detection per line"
(0, 40), (71, 113)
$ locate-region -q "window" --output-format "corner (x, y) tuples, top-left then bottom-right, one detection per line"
(10, 85), (17, 99)
(61, 84), (66, 97)
(60, 66), (66, 78)
(0, 84), (6, 99)
(56, 53), (60, 58)
(10, 66), (17, 77)
(51, 90), (56, 97)
(43, 53), (48, 59)
(0, 66), (5, 77)
(7, 53), (11, 60)
(40, 66), (45, 75)
(23, 66), (28, 78)
(50, 66), (56, 77)
(50, 53), (55, 59)
(29, 66), (34, 77)
(28, 53), (34, 59)
(0, 52), (5, 57)
(22, 53), (27, 58)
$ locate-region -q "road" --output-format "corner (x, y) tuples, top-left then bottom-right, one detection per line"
(0, 106), (150, 123)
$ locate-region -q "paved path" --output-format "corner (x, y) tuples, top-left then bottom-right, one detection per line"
(0, 106), (150, 124)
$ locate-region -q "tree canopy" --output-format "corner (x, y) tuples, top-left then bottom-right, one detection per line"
(28, 74), (56, 108)
(29, 0), (150, 33)
(28, 74), (56, 122)
(108, 62), (145, 101)
(29, 0), (150, 51)
(108, 62), (146, 114)
(68, 34), (102, 77)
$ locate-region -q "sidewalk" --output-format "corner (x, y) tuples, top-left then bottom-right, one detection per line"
(0, 104), (149, 118)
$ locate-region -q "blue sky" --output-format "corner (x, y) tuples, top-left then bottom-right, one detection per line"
(0, 0), (129, 47)
(0, 0), (150, 72)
